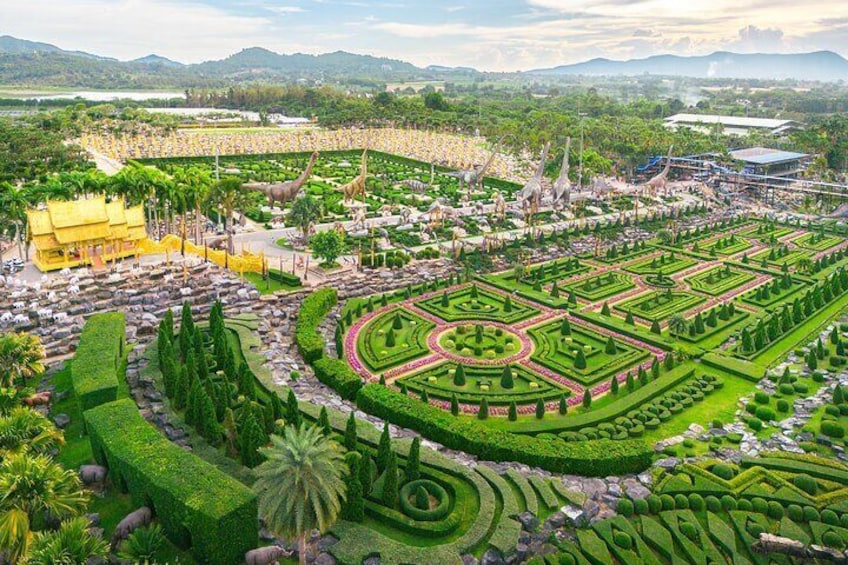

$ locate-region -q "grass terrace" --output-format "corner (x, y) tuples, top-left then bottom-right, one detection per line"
(564, 271), (636, 302)
(792, 231), (844, 252)
(624, 252), (697, 276)
(358, 307), (436, 372)
(415, 284), (539, 324)
(615, 290), (705, 322)
(685, 265), (757, 296)
(749, 246), (814, 270)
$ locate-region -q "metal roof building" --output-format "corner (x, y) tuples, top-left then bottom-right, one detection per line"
(728, 147), (809, 177)
(664, 113), (800, 137)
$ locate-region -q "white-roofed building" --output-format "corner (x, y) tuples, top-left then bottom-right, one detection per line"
(664, 114), (800, 137)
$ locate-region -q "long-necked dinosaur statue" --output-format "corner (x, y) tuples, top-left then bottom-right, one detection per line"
(518, 142), (551, 217)
(645, 145), (674, 196)
(342, 150), (368, 203)
(244, 151), (319, 208)
(447, 135), (507, 192)
(551, 137), (572, 207)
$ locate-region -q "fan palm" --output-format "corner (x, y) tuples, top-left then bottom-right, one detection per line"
(207, 177), (247, 254)
(253, 424), (347, 565)
(27, 516), (108, 565)
(0, 333), (45, 388)
(0, 407), (64, 457)
(0, 453), (88, 563)
(667, 314), (688, 339)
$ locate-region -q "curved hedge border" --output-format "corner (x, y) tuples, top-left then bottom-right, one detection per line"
(72, 312), (125, 411)
(295, 287), (338, 363)
(356, 384), (652, 476)
(399, 479), (452, 521)
(83, 399), (257, 565)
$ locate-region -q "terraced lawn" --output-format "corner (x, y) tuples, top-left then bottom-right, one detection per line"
(615, 290), (706, 322)
(624, 253), (697, 276)
(685, 266), (756, 296)
(358, 307), (436, 372)
(416, 285), (539, 324)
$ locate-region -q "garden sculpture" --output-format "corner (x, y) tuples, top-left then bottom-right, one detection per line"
(399, 178), (429, 193)
(645, 145), (674, 196)
(446, 135), (507, 192)
(245, 545), (293, 565)
(110, 507), (153, 550)
(518, 142), (551, 220)
(753, 532), (848, 563)
(342, 149), (368, 203)
(551, 137), (572, 208)
(243, 151), (319, 209)
(493, 191), (507, 220)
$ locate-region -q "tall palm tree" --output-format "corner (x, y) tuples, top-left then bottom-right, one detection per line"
(0, 407), (64, 457)
(173, 166), (213, 243)
(0, 333), (45, 388)
(0, 183), (31, 262)
(796, 256), (813, 275)
(27, 516), (108, 565)
(0, 453), (89, 563)
(253, 424), (348, 565)
(667, 314), (688, 339)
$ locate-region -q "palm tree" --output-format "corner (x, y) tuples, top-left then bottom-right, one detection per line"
(0, 453), (89, 563)
(667, 314), (687, 339)
(253, 424), (348, 565)
(0, 183), (31, 262)
(173, 166), (213, 243)
(0, 407), (65, 457)
(27, 516), (108, 565)
(0, 333), (45, 388)
(207, 177), (246, 254)
(796, 256), (813, 274)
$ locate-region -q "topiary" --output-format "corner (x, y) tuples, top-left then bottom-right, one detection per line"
(776, 399), (790, 413)
(688, 494), (705, 511)
(767, 501), (784, 520)
(754, 391), (770, 404)
(646, 494), (662, 514)
(674, 494), (690, 510)
(712, 463), (735, 480)
(751, 498), (768, 515)
(679, 521), (698, 542)
(755, 406), (776, 422)
(705, 495), (721, 513)
(748, 418), (763, 432)
(821, 420), (845, 438)
(617, 498), (634, 517)
(822, 509), (840, 525)
(793, 474), (818, 496)
(803, 506), (820, 522)
(633, 498), (649, 515)
(737, 499), (753, 512)
(822, 531), (844, 549)
(787, 504), (804, 522)
(721, 495), (738, 511)
(613, 532), (633, 550)
(660, 494), (675, 511)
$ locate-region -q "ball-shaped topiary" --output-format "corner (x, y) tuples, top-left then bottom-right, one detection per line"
(822, 531), (845, 549)
(767, 501), (784, 520)
(633, 498), (649, 515)
(660, 494), (675, 511)
(738, 499), (753, 512)
(793, 474), (818, 496)
(613, 532), (633, 550)
(674, 494), (690, 510)
(721, 495), (738, 511)
(751, 498), (768, 515)
(712, 463), (735, 480)
(616, 498), (634, 517)
(803, 506), (821, 522)
(679, 522), (698, 542)
(688, 494), (705, 512)
(705, 495), (721, 513)
(787, 504), (804, 522)
(822, 509), (840, 525)
(646, 495), (662, 514)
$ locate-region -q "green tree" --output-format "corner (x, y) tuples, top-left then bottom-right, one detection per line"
(382, 451), (399, 508)
(310, 230), (346, 267)
(28, 516), (108, 565)
(406, 437), (421, 481)
(377, 423), (392, 472)
(344, 412), (357, 451)
(318, 406), (332, 437)
(478, 398), (489, 420)
(453, 365), (466, 386)
(116, 524), (165, 565)
(535, 398), (545, 419)
(254, 425), (348, 565)
(341, 452), (364, 522)
(207, 176), (247, 254)
(289, 195), (323, 238)
(574, 349), (587, 370)
(286, 390), (302, 428)
(582, 389), (592, 409)
(667, 314), (687, 338)
(0, 333), (44, 388)
(500, 365), (514, 389)
(559, 394), (568, 415)
(508, 401), (517, 421)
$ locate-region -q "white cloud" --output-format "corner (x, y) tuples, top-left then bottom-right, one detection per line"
(266, 6), (305, 13)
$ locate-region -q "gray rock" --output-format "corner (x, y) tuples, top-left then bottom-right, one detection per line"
(517, 511), (539, 532)
(314, 554), (336, 565)
(622, 478), (651, 500)
(363, 557), (380, 565)
(53, 413), (70, 429)
(545, 511), (566, 529)
(480, 549), (506, 565)
(461, 555), (479, 565)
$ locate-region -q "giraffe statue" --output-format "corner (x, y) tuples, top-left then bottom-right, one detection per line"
(342, 150), (368, 203)
(518, 142), (550, 222)
(244, 151), (319, 209)
(551, 137), (572, 208)
(645, 145), (674, 197)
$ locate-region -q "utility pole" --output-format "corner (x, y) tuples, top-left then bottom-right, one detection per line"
(578, 111), (587, 188)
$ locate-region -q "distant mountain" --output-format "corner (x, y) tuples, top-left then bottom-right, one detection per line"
(530, 51), (848, 81)
(0, 34), (113, 60)
(131, 54), (183, 67)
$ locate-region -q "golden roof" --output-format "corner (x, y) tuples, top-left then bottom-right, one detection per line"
(27, 197), (146, 251)
(48, 197), (109, 229)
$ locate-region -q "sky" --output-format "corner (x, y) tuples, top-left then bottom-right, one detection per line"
(2, 0), (848, 71)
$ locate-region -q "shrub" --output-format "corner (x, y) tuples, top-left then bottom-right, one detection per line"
(312, 358), (363, 401)
(721, 495), (737, 511)
(751, 498), (768, 514)
(754, 391), (770, 404)
(755, 407), (776, 422)
(803, 506), (820, 522)
(748, 418), (763, 432)
(660, 494), (675, 511)
(705, 495), (721, 512)
(737, 499), (753, 512)
(633, 498), (649, 515)
(688, 494), (705, 511)
(295, 288), (338, 363)
(821, 421), (845, 438)
(776, 399), (790, 413)
(778, 383), (795, 395)
(398, 480), (451, 521)
(617, 498), (634, 517)
(822, 531), (844, 549)
(767, 501), (784, 519)
(679, 522), (697, 541)
(793, 474), (818, 495)
(71, 312), (125, 411)
(646, 494), (662, 514)
(787, 504), (804, 522)
(84, 399), (257, 565)
(674, 494), (690, 509)
(822, 509), (840, 525)
(711, 463), (735, 480)
(613, 532), (633, 550)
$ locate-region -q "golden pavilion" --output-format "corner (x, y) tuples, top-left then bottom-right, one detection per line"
(27, 197), (147, 272)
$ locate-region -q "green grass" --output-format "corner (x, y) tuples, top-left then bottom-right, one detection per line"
(615, 290), (705, 322)
(792, 232), (844, 252)
(415, 285), (539, 324)
(439, 324), (521, 362)
(357, 307), (435, 372)
(624, 253), (697, 276)
(563, 272), (636, 302)
(242, 271), (301, 295)
(685, 266), (756, 297)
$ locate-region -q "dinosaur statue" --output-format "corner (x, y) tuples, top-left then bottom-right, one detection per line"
(447, 136), (507, 192)
(518, 142), (551, 219)
(396, 162), (436, 194)
(551, 137), (572, 208)
(244, 151), (319, 209)
(645, 145), (674, 196)
(342, 150), (368, 203)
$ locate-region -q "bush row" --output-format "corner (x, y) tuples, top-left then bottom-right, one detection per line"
(71, 312), (125, 411)
(356, 384), (653, 476)
(268, 268), (302, 287)
(313, 358), (363, 401)
(295, 288), (338, 363)
(84, 399), (258, 565)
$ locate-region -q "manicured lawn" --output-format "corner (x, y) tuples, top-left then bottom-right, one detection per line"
(563, 271), (636, 302)
(615, 290), (705, 322)
(439, 324), (522, 362)
(416, 285), (539, 324)
(791, 231), (844, 252)
(357, 307), (435, 372)
(685, 266), (756, 297)
(749, 246), (813, 269)
(697, 235), (753, 256)
(243, 271), (301, 295)
(624, 252), (697, 276)
(739, 276), (807, 308)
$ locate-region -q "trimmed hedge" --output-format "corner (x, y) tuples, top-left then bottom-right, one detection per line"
(356, 384), (653, 476)
(700, 353), (763, 382)
(71, 312), (125, 411)
(84, 399), (258, 565)
(295, 288), (338, 363)
(313, 358), (363, 401)
(268, 268), (302, 287)
(399, 479), (451, 521)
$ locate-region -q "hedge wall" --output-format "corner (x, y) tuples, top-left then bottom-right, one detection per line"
(71, 312), (125, 411)
(84, 399), (258, 565)
(269, 269), (302, 287)
(313, 357), (363, 401)
(356, 384), (652, 476)
(295, 288), (338, 363)
(701, 353), (763, 382)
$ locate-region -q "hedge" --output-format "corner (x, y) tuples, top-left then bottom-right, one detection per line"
(268, 268), (302, 287)
(398, 479), (452, 521)
(700, 353), (763, 382)
(356, 384), (653, 476)
(313, 357), (363, 401)
(475, 466), (522, 555)
(71, 312), (125, 411)
(295, 288), (338, 363)
(83, 399), (258, 565)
